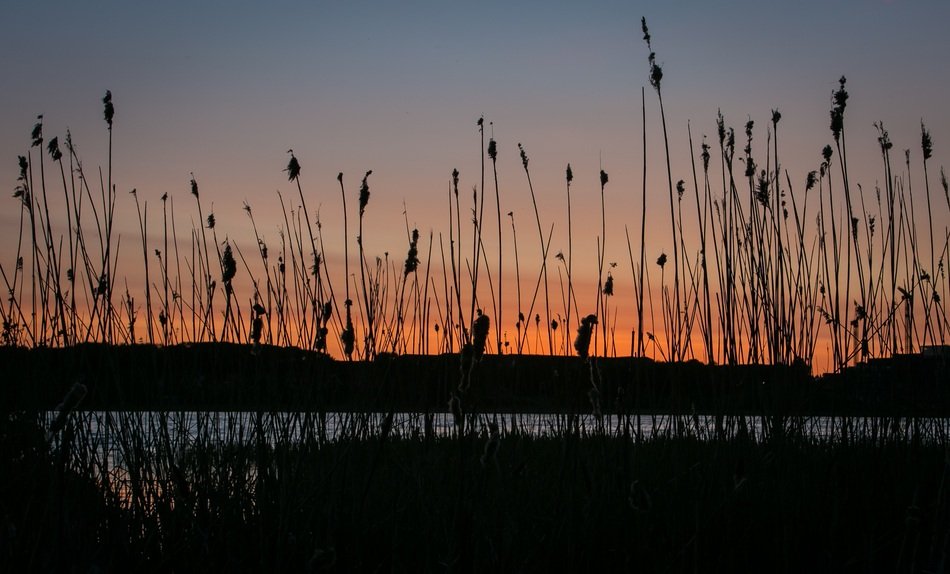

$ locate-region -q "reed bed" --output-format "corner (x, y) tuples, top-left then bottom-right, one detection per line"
(3, 21), (949, 373)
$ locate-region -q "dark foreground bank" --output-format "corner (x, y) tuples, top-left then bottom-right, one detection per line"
(2, 410), (947, 572)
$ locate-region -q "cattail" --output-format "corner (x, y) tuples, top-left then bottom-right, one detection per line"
(604, 273), (614, 297)
(251, 316), (263, 344)
(472, 310), (490, 358)
(206, 213), (215, 229)
(573, 314), (597, 359)
(342, 300), (355, 359)
(190, 174), (199, 198)
(566, 163), (573, 183)
(676, 180), (685, 201)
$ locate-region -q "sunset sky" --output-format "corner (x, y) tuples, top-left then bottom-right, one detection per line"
(3, 0), (949, 369)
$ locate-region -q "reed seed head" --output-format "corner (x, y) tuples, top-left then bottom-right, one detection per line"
(285, 150), (301, 181)
(222, 242), (236, 283)
(656, 253), (667, 268)
(830, 77), (847, 142)
(359, 170), (372, 216)
(404, 228), (420, 276)
(103, 90), (114, 128)
(518, 143), (528, 169)
(806, 171), (817, 192)
(566, 163), (573, 184)
(488, 138), (497, 162)
(676, 180), (684, 200)
(921, 121), (933, 161)
(600, 169), (609, 188)
(725, 128), (735, 163)
(875, 122), (892, 152)
(717, 111), (726, 146)
(17, 156), (28, 182)
(744, 157), (755, 178)
(755, 171), (770, 207)
(31, 116), (43, 148)
(190, 174), (199, 198)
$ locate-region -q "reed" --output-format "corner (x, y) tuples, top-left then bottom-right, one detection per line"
(1, 25), (948, 375)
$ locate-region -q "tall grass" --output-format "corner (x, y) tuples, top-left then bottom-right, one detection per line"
(2, 32), (949, 374)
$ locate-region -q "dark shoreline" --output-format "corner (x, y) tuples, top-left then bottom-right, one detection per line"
(4, 343), (949, 415)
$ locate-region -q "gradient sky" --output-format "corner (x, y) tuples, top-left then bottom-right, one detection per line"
(3, 1), (950, 365)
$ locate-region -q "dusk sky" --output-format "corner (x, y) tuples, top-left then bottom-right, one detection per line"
(3, 1), (949, 366)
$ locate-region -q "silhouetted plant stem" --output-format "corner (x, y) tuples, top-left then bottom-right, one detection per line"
(509, 211), (524, 354)
(637, 87), (647, 358)
(357, 170), (375, 358)
(518, 143), (553, 354)
(131, 189), (154, 344)
(688, 122), (713, 363)
(642, 17), (681, 360)
(490, 134), (503, 354)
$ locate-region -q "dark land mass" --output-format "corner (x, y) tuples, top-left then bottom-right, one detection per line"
(3, 343), (949, 415)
